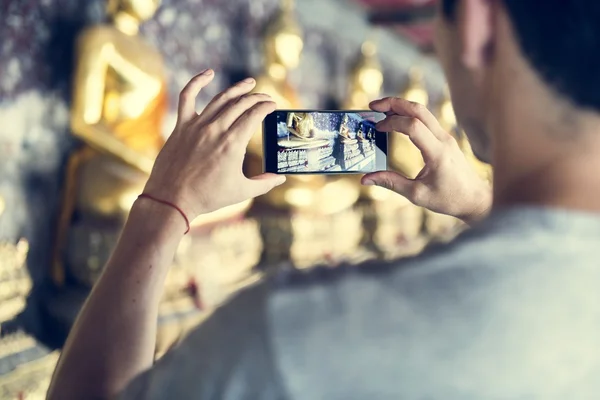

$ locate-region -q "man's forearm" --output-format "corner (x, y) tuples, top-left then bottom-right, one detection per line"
(47, 70), (286, 399)
(48, 198), (186, 399)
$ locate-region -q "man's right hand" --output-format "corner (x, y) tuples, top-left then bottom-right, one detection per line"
(363, 97), (492, 224)
(143, 70), (286, 224)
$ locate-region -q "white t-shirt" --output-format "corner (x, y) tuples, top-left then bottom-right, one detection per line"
(121, 207), (600, 399)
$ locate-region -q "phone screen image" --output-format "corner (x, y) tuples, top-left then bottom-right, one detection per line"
(263, 110), (387, 174)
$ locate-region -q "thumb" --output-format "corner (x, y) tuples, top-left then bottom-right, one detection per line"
(362, 171), (414, 196)
(247, 173), (287, 197)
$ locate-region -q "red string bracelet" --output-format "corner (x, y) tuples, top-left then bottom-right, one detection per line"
(138, 193), (190, 234)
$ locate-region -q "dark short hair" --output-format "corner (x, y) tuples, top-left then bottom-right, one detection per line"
(442, 0), (600, 112)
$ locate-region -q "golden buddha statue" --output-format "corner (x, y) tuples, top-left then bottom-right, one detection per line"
(52, 0), (251, 287)
(247, 0), (359, 215)
(338, 114), (357, 144)
(52, 0), (167, 287)
(244, 0), (363, 267)
(357, 125), (366, 141)
(247, 0), (302, 156)
(286, 112), (315, 139)
(340, 45), (425, 257)
(343, 40), (383, 111)
(343, 40), (395, 198)
(368, 66), (431, 254)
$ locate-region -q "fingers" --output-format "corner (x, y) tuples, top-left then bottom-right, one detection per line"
(178, 69), (215, 123)
(197, 78), (257, 125)
(228, 100), (277, 144)
(362, 171), (414, 197)
(213, 93), (273, 131)
(377, 116), (442, 161)
(246, 173), (287, 197)
(370, 97), (446, 140)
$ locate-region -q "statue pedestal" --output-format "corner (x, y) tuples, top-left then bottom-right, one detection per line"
(44, 193), (463, 367)
(47, 216), (265, 359)
(360, 196), (429, 260)
(0, 333), (59, 400)
(251, 203), (375, 273)
(424, 209), (465, 242)
(0, 239), (59, 399)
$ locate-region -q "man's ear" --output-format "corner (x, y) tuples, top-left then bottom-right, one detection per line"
(458, 0), (494, 70)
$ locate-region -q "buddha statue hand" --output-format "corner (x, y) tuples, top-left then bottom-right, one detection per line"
(144, 70), (286, 222)
(362, 97), (492, 224)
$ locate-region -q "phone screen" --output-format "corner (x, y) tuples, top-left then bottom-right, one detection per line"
(263, 110), (388, 174)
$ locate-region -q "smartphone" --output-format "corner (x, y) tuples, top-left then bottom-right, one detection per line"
(263, 110), (388, 174)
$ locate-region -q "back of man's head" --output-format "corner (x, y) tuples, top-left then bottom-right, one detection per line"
(435, 0), (600, 168)
(442, 0), (600, 113)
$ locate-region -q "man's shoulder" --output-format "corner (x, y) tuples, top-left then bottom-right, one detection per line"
(265, 205), (600, 362)
(266, 208), (600, 399)
(266, 219), (506, 305)
(268, 206), (600, 314)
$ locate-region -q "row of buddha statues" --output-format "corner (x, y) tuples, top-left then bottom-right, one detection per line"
(52, 0), (490, 352)
(251, 1), (491, 260)
(0, 0), (492, 396)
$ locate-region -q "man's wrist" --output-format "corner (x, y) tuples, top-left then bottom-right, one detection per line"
(130, 197), (189, 240)
(98, 197), (187, 298)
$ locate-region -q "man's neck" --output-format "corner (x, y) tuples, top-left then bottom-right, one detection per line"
(491, 111), (600, 213)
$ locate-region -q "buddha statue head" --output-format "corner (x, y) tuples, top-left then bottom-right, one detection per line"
(348, 40), (384, 106)
(403, 66), (429, 107)
(342, 113), (349, 126)
(263, 0), (304, 79)
(107, 0), (161, 32)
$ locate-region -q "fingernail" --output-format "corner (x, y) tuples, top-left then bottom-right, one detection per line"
(243, 77), (255, 83)
(201, 69), (214, 75)
(362, 179), (374, 186)
(277, 175), (287, 184)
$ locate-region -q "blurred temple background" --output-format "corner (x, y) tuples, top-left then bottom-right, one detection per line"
(0, 0), (490, 397)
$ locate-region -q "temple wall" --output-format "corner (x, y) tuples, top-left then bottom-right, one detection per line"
(0, 0), (444, 272)
(0, 0), (445, 335)
(0, 1), (449, 395)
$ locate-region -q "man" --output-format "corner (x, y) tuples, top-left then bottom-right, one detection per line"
(49, 0), (600, 398)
